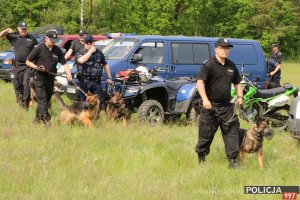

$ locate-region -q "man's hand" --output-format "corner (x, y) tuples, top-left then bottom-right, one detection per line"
(269, 71), (275, 77)
(66, 73), (72, 81)
(106, 78), (113, 84)
(202, 99), (212, 110)
(37, 65), (46, 72)
(89, 45), (97, 54)
(235, 97), (243, 106)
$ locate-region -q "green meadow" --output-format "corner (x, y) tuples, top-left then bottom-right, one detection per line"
(0, 63), (299, 200)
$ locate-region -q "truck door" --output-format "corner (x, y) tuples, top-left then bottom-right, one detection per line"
(168, 41), (210, 78)
(128, 41), (168, 78)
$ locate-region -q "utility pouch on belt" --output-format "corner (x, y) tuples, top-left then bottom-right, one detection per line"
(14, 61), (26, 67)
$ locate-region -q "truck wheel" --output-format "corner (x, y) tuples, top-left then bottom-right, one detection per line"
(138, 100), (164, 125)
(186, 107), (200, 126)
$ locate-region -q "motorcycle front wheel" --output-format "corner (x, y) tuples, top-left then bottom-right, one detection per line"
(266, 104), (290, 132)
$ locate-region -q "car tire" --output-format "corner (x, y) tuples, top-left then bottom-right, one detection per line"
(137, 100), (164, 125)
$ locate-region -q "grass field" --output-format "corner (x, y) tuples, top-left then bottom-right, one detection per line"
(0, 63), (299, 200)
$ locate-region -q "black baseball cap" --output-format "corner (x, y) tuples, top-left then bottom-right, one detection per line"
(79, 30), (86, 36)
(271, 43), (279, 48)
(84, 35), (94, 44)
(18, 21), (27, 29)
(215, 38), (233, 48)
(46, 30), (59, 43)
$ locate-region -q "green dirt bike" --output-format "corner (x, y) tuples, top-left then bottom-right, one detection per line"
(232, 69), (298, 134)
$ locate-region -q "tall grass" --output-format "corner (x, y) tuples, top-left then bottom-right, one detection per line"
(0, 63), (300, 200)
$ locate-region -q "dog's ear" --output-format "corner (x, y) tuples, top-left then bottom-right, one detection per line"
(87, 91), (92, 96)
(256, 117), (263, 126)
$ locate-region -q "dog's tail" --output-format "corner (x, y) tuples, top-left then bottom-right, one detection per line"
(54, 92), (67, 108)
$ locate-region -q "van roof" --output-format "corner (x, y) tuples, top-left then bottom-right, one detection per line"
(117, 35), (259, 44)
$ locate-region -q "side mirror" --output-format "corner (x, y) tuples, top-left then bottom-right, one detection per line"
(131, 53), (142, 63)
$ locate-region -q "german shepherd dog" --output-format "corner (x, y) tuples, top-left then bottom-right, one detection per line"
(238, 118), (272, 169)
(106, 91), (127, 127)
(55, 91), (99, 128)
(28, 76), (36, 107)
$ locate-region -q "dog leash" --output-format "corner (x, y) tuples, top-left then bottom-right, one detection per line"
(32, 66), (88, 97)
(70, 80), (87, 97)
(200, 104), (237, 125)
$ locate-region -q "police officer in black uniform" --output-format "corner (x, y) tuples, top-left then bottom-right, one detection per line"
(26, 30), (72, 126)
(195, 38), (243, 169)
(75, 35), (112, 104)
(0, 21), (38, 110)
(64, 30), (86, 60)
(268, 43), (283, 85)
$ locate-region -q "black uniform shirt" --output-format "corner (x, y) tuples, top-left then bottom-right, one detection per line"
(69, 40), (85, 55)
(270, 51), (282, 64)
(197, 56), (242, 103)
(6, 33), (38, 62)
(27, 43), (66, 76)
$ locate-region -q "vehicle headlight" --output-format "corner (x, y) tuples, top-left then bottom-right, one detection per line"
(124, 86), (139, 96)
(3, 59), (13, 64)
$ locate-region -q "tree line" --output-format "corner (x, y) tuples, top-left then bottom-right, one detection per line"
(0, 0), (299, 60)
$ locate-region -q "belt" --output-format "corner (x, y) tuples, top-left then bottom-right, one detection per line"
(14, 61), (27, 66)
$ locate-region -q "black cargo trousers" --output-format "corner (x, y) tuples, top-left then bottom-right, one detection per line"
(33, 74), (54, 122)
(195, 103), (240, 160)
(12, 64), (31, 107)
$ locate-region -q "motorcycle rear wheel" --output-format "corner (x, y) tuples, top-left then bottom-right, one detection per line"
(266, 105), (290, 132)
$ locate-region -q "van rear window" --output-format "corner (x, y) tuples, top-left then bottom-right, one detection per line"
(171, 43), (209, 64)
(228, 44), (258, 64)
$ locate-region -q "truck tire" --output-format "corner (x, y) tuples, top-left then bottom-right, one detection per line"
(138, 100), (164, 125)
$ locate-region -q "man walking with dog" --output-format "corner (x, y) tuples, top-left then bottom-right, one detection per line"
(0, 21), (38, 110)
(195, 38), (243, 169)
(75, 34), (113, 105)
(26, 30), (72, 126)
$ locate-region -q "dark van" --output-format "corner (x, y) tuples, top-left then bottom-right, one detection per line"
(101, 35), (268, 88)
(62, 35), (269, 102)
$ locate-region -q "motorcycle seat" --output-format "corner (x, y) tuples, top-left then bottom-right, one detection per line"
(254, 87), (286, 99)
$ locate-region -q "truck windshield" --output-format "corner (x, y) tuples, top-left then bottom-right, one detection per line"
(102, 38), (139, 60)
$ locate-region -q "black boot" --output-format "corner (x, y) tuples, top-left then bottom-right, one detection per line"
(42, 115), (51, 128)
(228, 159), (239, 169)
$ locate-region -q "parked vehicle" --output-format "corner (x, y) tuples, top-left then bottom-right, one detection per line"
(288, 95), (300, 140)
(57, 34), (107, 55)
(0, 33), (108, 82)
(232, 65), (298, 134)
(95, 39), (114, 50)
(0, 50), (15, 82)
(63, 35), (269, 103)
(112, 67), (199, 125)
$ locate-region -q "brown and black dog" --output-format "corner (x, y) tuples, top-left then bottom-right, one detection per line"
(238, 118), (272, 169)
(55, 91), (99, 128)
(28, 77), (36, 107)
(106, 92), (127, 127)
